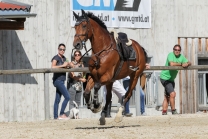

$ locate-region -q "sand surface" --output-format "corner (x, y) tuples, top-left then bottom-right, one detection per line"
(0, 113), (208, 139)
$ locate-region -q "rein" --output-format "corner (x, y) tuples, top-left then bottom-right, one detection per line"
(77, 47), (92, 64)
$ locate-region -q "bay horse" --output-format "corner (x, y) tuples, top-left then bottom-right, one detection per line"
(73, 10), (147, 125)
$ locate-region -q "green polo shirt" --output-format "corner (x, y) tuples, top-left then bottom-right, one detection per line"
(160, 52), (188, 81)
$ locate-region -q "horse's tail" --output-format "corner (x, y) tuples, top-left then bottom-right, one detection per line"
(141, 47), (148, 63)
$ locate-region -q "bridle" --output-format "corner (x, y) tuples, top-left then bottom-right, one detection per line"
(74, 19), (91, 52)
(74, 19), (92, 64)
(74, 18), (116, 68)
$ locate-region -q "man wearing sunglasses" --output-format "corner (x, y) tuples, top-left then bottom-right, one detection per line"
(160, 44), (191, 115)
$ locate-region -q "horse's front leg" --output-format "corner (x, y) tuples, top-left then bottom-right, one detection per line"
(99, 83), (113, 125)
(90, 82), (102, 113)
(83, 76), (94, 109)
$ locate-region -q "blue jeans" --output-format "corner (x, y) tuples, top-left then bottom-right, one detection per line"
(123, 79), (131, 114)
(53, 80), (70, 119)
(123, 79), (145, 114)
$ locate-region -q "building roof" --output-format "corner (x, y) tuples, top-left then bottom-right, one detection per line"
(0, 0), (36, 30)
(0, 2), (28, 11)
(0, 0), (36, 18)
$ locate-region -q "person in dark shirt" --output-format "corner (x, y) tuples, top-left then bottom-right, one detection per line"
(51, 43), (71, 119)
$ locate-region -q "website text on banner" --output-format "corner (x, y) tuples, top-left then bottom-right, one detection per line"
(70, 0), (151, 28)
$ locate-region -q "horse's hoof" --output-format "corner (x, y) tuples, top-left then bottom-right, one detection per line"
(87, 105), (91, 109)
(89, 103), (94, 110)
(114, 106), (124, 123)
(99, 112), (106, 125)
(91, 103), (102, 113)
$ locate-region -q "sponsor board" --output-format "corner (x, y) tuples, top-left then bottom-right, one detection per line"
(70, 0), (151, 28)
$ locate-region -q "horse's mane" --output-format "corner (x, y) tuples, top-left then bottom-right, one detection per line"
(86, 12), (108, 31)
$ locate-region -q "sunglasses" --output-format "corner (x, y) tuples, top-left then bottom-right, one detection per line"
(173, 49), (181, 52)
(59, 48), (66, 51)
(74, 54), (81, 56)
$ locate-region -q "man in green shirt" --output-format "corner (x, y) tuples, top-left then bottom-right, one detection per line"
(160, 44), (191, 115)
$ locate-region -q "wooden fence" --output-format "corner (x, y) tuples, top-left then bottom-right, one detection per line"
(1, 65), (208, 75)
(0, 65), (208, 120)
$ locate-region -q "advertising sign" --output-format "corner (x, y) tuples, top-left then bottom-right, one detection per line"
(70, 0), (151, 28)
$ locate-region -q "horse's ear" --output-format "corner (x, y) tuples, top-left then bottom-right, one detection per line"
(81, 9), (89, 20)
(81, 9), (85, 16)
(73, 11), (79, 20)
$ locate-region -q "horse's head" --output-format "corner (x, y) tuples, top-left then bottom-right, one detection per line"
(73, 9), (91, 50)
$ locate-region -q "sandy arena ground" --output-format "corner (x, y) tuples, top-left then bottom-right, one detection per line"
(0, 113), (208, 139)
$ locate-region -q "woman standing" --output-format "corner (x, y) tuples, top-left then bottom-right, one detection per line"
(51, 43), (70, 119)
(67, 50), (86, 112)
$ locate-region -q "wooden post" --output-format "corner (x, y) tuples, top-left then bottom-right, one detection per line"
(44, 73), (50, 120)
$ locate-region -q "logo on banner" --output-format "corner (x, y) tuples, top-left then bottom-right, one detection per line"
(73, 0), (141, 11)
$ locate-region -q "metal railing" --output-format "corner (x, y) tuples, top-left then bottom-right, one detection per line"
(198, 71), (208, 106)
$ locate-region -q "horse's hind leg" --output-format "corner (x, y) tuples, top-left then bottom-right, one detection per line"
(115, 79), (134, 123)
(114, 96), (125, 123)
(114, 105), (124, 123)
(114, 69), (144, 123)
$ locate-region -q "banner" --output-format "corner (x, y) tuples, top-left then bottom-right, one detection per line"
(70, 0), (151, 28)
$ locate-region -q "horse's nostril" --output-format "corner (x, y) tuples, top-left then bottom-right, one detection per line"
(77, 43), (81, 47)
(73, 42), (79, 47)
(74, 43), (82, 50)
(73, 41), (83, 50)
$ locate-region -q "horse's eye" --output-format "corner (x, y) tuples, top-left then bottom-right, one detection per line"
(83, 25), (87, 28)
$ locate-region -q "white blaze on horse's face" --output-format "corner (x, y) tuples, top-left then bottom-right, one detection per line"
(73, 21), (88, 50)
